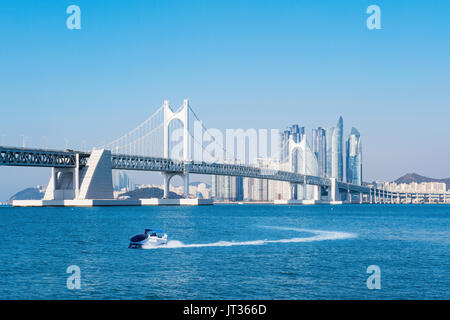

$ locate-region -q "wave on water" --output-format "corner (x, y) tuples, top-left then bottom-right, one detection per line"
(142, 226), (356, 250)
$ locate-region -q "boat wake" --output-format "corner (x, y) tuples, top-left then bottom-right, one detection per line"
(142, 226), (356, 249)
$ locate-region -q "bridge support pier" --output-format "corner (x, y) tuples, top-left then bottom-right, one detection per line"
(302, 183), (307, 201)
(330, 178), (341, 202)
(51, 167), (57, 196)
(44, 167), (80, 200)
(162, 172), (190, 199)
(163, 173), (173, 199)
(313, 185), (320, 201)
(289, 183), (296, 200)
(43, 149), (113, 201)
(74, 153), (80, 199)
(184, 172), (190, 198)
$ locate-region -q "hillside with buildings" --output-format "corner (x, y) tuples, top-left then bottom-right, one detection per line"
(7, 181), (211, 203)
(385, 173), (449, 194)
(395, 173), (450, 189)
(118, 187), (182, 200)
(8, 186), (46, 203)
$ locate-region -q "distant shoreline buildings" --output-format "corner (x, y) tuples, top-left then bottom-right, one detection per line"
(384, 181), (447, 194)
(113, 171), (132, 192)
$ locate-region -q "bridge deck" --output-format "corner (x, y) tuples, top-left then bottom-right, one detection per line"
(2, 146), (447, 197)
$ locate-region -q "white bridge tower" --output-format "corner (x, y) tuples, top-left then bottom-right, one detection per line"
(162, 99), (191, 198)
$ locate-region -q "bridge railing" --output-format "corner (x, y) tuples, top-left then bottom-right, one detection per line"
(0, 146), (90, 168)
(111, 154), (185, 172)
(108, 152), (333, 186)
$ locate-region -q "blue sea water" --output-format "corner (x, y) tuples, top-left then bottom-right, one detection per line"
(0, 204), (448, 300)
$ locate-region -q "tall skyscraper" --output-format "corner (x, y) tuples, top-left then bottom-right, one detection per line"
(346, 127), (362, 185)
(281, 124), (305, 161)
(325, 127), (333, 178)
(333, 116), (344, 182)
(312, 127), (327, 177)
(113, 171), (131, 191)
(325, 116), (344, 181)
(282, 124), (305, 143)
(211, 175), (244, 201)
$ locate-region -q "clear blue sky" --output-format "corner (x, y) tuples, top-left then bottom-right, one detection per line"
(1, 0), (450, 200)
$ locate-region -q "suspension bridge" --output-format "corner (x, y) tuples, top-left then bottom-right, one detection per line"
(1, 99), (442, 206)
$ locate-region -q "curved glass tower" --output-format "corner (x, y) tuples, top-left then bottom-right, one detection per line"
(333, 116), (344, 181)
(326, 116), (344, 181)
(312, 127), (326, 177)
(346, 127), (362, 185)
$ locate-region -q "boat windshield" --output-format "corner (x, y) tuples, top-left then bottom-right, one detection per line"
(145, 229), (165, 237)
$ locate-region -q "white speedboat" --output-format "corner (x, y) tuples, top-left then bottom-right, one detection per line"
(129, 229), (168, 248)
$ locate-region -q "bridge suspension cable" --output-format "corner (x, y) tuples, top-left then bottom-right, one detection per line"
(188, 105), (239, 164)
(99, 101), (291, 173)
(101, 105), (164, 156)
(100, 103), (185, 157)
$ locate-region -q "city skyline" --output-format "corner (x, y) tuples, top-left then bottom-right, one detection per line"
(1, 97), (418, 206)
(1, 1), (450, 200)
(0, 109), (448, 202)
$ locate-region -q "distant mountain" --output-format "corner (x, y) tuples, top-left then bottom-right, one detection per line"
(119, 187), (182, 200)
(8, 185), (184, 203)
(9, 187), (45, 202)
(394, 173), (450, 189)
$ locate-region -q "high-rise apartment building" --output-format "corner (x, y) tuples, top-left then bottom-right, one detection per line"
(312, 127), (327, 177)
(346, 127), (362, 185)
(333, 116), (344, 182)
(211, 175), (244, 201)
(113, 171), (131, 191)
(281, 124), (305, 161)
(324, 117), (344, 182)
